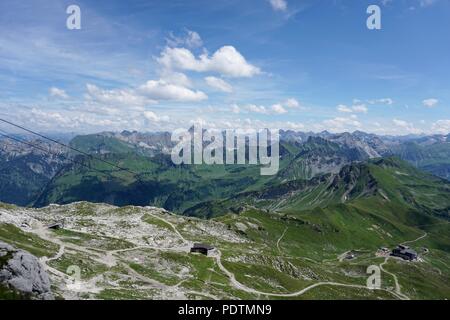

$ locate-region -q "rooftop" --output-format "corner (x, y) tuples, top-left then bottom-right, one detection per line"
(192, 243), (214, 250)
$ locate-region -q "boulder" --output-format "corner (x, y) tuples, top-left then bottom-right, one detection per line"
(0, 241), (54, 300)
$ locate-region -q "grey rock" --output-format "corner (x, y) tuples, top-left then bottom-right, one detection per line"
(0, 241), (14, 252)
(0, 241), (54, 300)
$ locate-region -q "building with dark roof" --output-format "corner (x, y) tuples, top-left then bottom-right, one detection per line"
(46, 220), (65, 230)
(391, 245), (418, 261)
(190, 243), (214, 256)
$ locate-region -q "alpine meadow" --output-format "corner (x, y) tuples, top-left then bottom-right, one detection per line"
(0, 0), (449, 304)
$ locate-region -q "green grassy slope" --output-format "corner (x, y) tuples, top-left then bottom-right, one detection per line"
(1, 201), (449, 299)
(392, 141), (450, 180)
(31, 139), (302, 212)
(185, 157), (450, 219)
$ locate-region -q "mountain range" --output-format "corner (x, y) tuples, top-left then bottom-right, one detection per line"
(1, 156), (449, 299)
(1, 129), (449, 300)
(1, 130), (449, 214)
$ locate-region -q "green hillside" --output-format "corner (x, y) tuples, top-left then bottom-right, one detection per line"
(69, 134), (136, 155)
(32, 153), (278, 212)
(393, 141), (450, 180)
(185, 157), (450, 219)
(1, 198), (449, 300)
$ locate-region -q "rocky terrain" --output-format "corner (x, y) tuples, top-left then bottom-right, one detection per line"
(1, 194), (449, 300)
(0, 241), (53, 299)
(0, 202), (249, 299)
(0, 130), (449, 300)
(0, 136), (68, 205)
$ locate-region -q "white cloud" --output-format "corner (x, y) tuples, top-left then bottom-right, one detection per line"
(30, 108), (72, 127)
(422, 98), (438, 108)
(352, 104), (368, 113)
(86, 75), (207, 105)
(271, 103), (288, 114)
(85, 84), (153, 106)
(323, 116), (362, 130)
(392, 119), (421, 134)
(185, 30), (203, 48)
(269, 0), (288, 11)
(27, 108), (127, 130)
(166, 29), (203, 48)
(143, 111), (169, 123)
(431, 120), (450, 134)
(337, 104), (352, 113)
(246, 104), (268, 114)
(139, 79), (207, 102)
(284, 98), (300, 108)
(393, 119), (409, 127)
(233, 98), (299, 116)
(369, 98), (393, 105)
(205, 76), (233, 93)
(160, 71), (193, 88)
(285, 121), (304, 130)
(231, 104), (241, 114)
(49, 87), (69, 99)
(337, 103), (368, 113)
(157, 46), (261, 78)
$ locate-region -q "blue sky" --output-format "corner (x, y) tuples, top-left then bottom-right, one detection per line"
(0, 0), (449, 134)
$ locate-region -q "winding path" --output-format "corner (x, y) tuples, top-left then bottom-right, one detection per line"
(379, 257), (409, 300)
(276, 227), (288, 253)
(402, 232), (428, 245)
(145, 212), (188, 244)
(25, 211), (428, 300)
(212, 249), (404, 299)
(374, 231), (429, 301)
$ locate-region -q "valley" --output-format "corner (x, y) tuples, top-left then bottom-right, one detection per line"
(0, 130), (449, 300)
(1, 197), (449, 300)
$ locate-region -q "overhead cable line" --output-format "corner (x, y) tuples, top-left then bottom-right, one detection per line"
(0, 130), (117, 178)
(0, 117), (141, 179)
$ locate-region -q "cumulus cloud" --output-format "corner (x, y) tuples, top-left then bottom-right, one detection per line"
(14, 103), (175, 133)
(143, 111), (169, 123)
(269, 0), (288, 11)
(392, 119), (421, 134)
(166, 29), (203, 48)
(49, 87), (69, 99)
(271, 103), (288, 114)
(323, 116), (362, 130)
(284, 98), (300, 108)
(337, 104), (352, 113)
(337, 103), (368, 113)
(86, 75), (206, 105)
(160, 71), (193, 88)
(246, 104), (268, 114)
(232, 98), (299, 116)
(157, 46), (261, 78)
(231, 104), (241, 114)
(139, 79), (207, 102)
(205, 76), (233, 93)
(431, 120), (450, 134)
(85, 84), (154, 106)
(352, 104), (368, 113)
(27, 108), (127, 130)
(185, 30), (203, 48)
(393, 119), (409, 127)
(285, 121), (304, 130)
(30, 108), (72, 127)
(422, 98), (438, 108)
